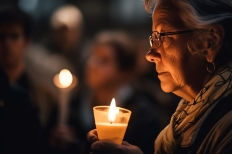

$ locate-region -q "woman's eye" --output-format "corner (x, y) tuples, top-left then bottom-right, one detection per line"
(161, 35), (169, 41)
(162, 37), (173, 48)
(162, 35), (167, 38)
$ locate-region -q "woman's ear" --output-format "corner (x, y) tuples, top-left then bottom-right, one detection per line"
(205, 24), (225, 62)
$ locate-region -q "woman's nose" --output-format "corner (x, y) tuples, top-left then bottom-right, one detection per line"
(145, 49), (161, 63)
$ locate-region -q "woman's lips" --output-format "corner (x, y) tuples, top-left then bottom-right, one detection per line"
(157, 72), (168, 76)
(156, 68), (168, 76)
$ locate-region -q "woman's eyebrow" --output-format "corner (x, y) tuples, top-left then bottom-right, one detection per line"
(153, 21), (172, 32)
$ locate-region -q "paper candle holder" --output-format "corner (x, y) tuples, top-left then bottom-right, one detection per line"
(93, 106), (131, 144)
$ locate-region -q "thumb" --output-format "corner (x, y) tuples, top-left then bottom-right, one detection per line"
(87, 129), (99, 143)
(91, 141), (120, 153)
(122, 141), (132, 146)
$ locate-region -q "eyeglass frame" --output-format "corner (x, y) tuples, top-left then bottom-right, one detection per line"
(149, 30), (194, 48)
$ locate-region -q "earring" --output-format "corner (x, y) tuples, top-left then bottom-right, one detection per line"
(206, 61), (215, 73)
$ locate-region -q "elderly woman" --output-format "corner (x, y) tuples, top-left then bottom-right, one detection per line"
(87, 0), (232, 153)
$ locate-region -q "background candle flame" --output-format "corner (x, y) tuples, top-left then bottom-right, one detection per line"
(59, 69), (73, 88)
(108, 98), (117, 123)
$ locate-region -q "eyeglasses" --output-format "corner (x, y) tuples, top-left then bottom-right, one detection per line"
(149, 30), (193, 48)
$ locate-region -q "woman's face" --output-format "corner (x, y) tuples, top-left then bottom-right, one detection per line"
(85, 43), (120, 90)
(146, 1), (208, 96)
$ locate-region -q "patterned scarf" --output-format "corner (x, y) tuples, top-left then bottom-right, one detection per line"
(154, 62), (232, 154)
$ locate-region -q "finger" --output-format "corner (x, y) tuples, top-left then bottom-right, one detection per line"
(121, 142), (143, 154)
(122, 141), (133, 146)
(91, 152), (114, 154)
(91, 141), (120, 153)
(87, 129), (99, 143)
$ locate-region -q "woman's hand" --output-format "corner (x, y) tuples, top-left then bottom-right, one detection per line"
(87, 129), (144, 154)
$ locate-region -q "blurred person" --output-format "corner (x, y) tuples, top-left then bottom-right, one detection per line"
(46, 30), (172, 154)
(28, 4), (86, 154)
(25, 4), (85, 127)
(0, 5), (50, 109)
(0, 5), (32, 89)
(87, 0), (232, 153)
(0, 6), (42, 154)
(49, 4), (84, 63)
(38, 4), (84, 78)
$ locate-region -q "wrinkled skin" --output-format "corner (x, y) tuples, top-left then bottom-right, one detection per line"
(145, 1), (209, 102)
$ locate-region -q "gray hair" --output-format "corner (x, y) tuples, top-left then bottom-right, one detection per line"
(145, 0), (232, 28)
(145, 0), (232, 64)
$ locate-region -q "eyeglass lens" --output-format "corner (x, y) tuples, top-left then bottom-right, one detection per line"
(149, 32), (160, 48)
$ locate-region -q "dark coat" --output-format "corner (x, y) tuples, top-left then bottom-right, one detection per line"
(0, 67), (41, 154)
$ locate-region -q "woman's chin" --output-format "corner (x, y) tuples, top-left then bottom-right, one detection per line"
(160, 82), (177, 93)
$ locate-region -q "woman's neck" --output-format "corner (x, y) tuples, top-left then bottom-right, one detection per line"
(174, 73), (213, 102)
(173, 86), (198, 102)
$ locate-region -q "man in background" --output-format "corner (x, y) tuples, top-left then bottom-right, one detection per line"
(0, 5), (32, 89)
(0, 6), (41, 153)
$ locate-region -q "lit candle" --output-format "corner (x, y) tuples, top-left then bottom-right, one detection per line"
(54, 69), (77, 125)
(108, 98), (117, 123)
(59, 69), (73, 88)
(93, 98), (131, 144)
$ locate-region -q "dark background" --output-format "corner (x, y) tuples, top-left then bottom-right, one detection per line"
(0, 0), (152, 41)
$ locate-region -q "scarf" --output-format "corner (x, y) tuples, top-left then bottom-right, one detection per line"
(154, 62), (232, 154)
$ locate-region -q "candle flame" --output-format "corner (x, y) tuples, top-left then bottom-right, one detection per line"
(59, 69), (73, 88)
(108, 98), (117, 123)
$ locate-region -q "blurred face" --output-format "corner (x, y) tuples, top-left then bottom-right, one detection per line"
(52, 26), (80, 53)
(0, 23), (28, 68)
(85, 44), (121, 90)
(146, 1), (207, 95)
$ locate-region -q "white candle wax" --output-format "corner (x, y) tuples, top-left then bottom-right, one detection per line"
(96, 122), (127, 144)
(53, 69), (77, 126)
(93, 103), (131, 145)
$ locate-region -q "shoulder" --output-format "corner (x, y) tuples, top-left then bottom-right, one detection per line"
(211, 110), (232, 141)
(215, 110), (232, 130)
(198, 110), (232, 154)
